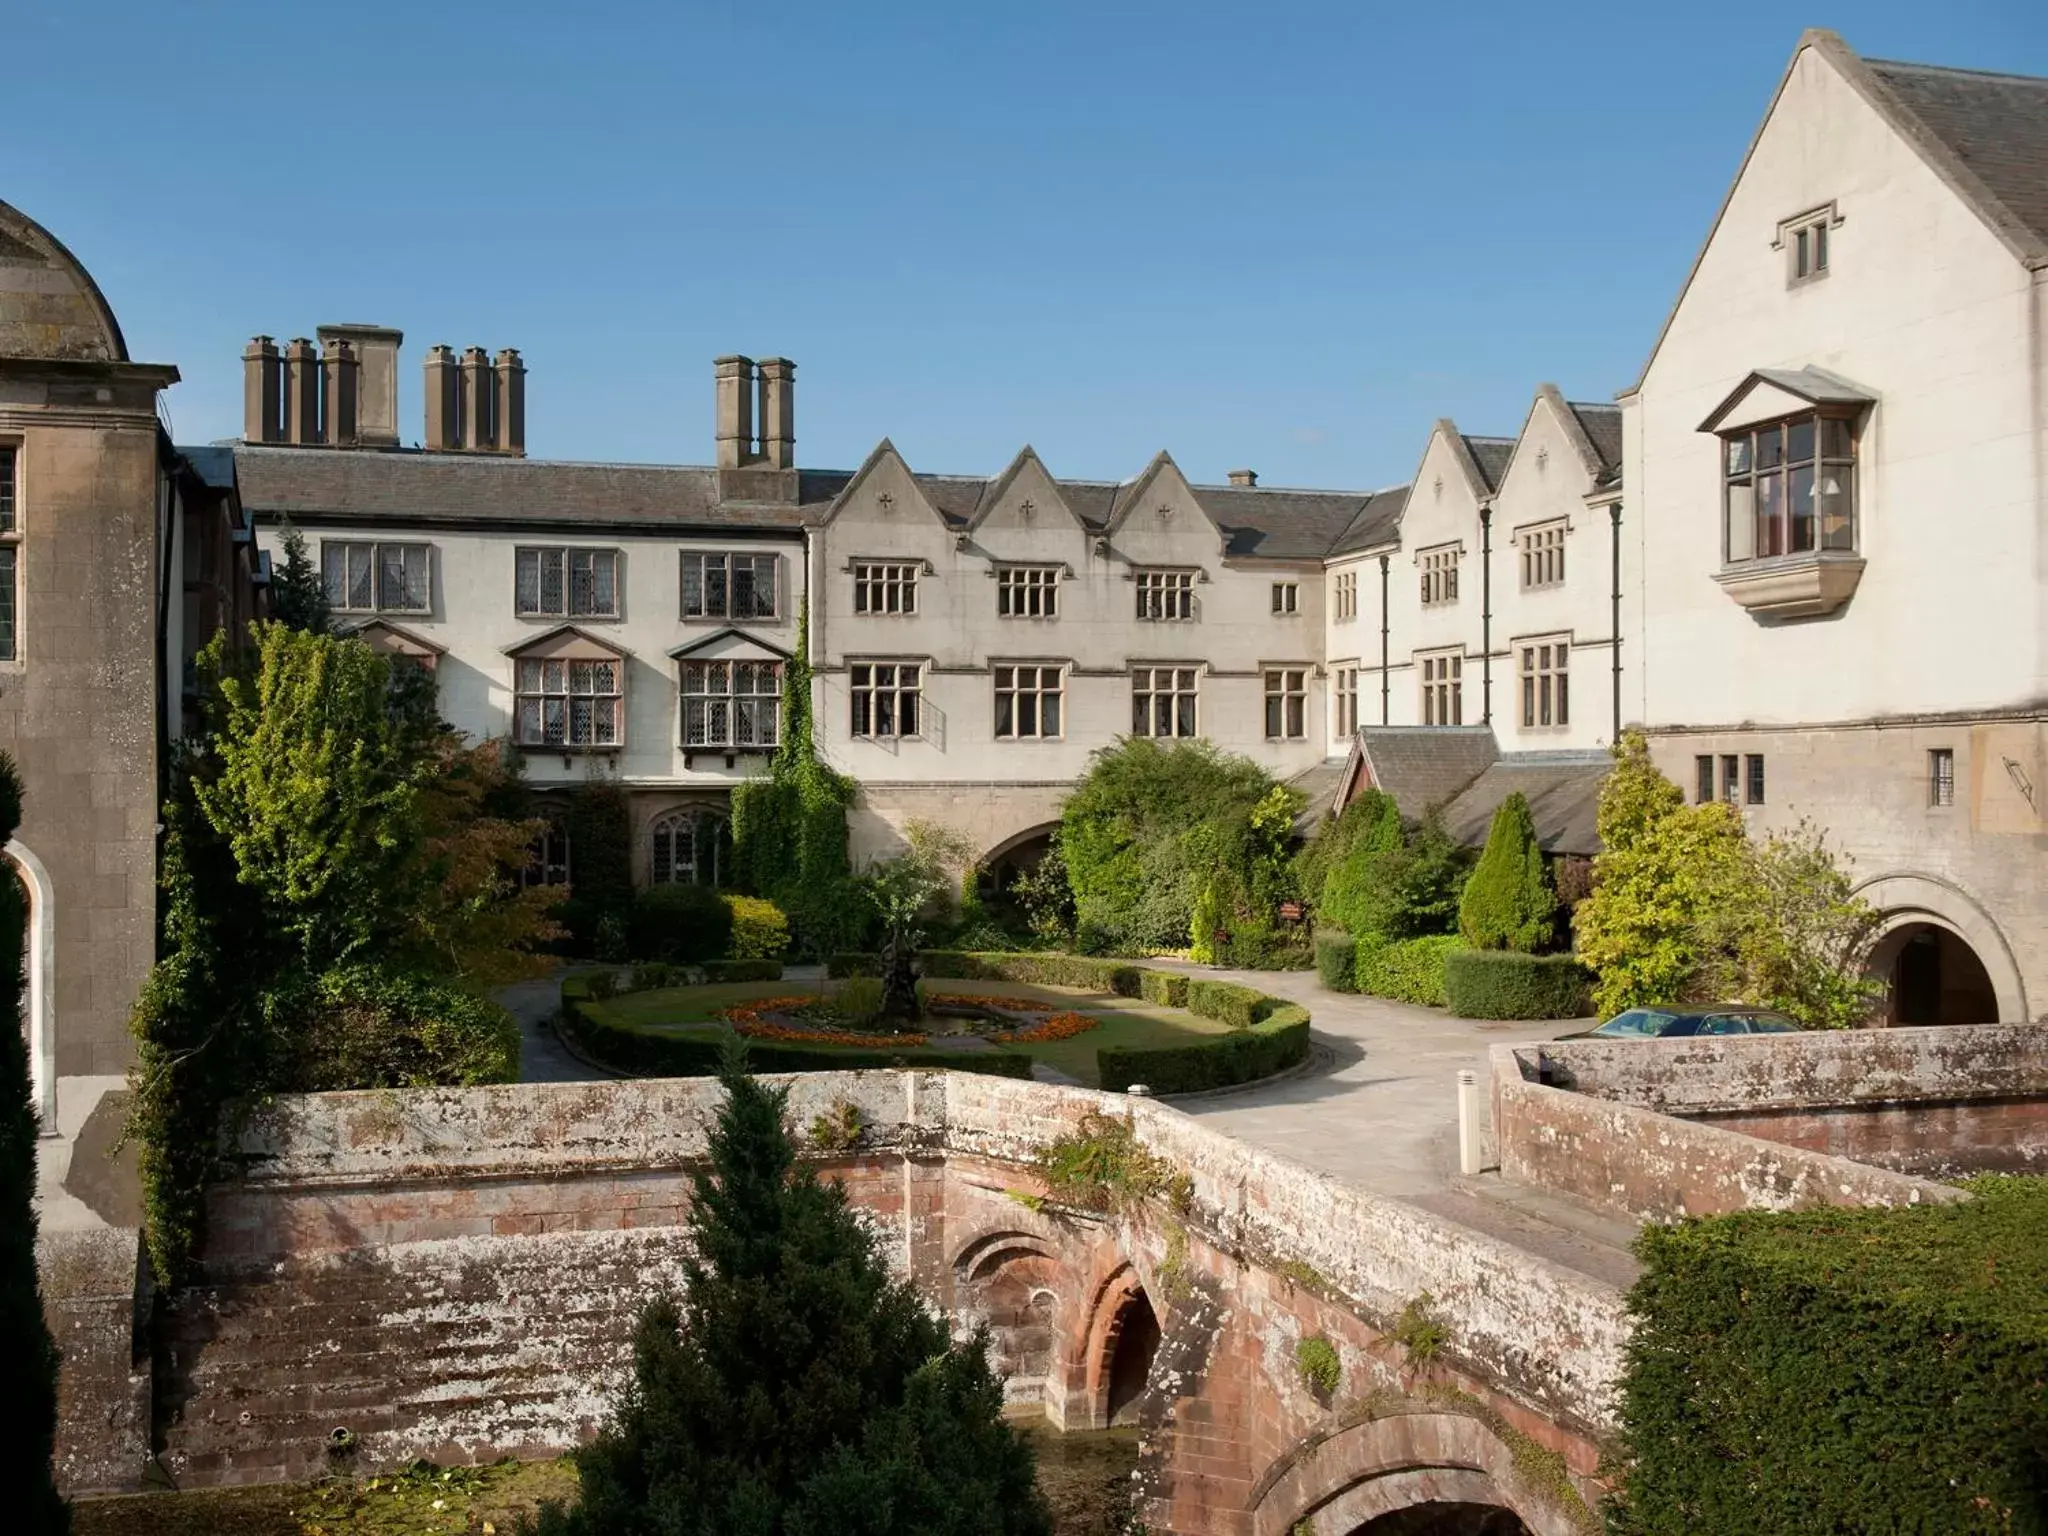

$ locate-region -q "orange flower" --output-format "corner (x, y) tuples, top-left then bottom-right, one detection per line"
(992, 1011), (1100, 1044)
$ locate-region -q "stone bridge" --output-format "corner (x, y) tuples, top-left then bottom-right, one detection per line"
(138, 1072), (1620, 1536)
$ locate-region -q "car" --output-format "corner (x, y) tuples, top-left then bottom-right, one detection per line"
(1557, 1006), (1804, 1041)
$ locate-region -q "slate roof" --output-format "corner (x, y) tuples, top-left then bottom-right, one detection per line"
(1285, 756), (1352, 835)
(1567, 402), (1623, 484)
(1436, 751), (1610, 857)
(1353, 726), (1500, 817)
(1329, 486), (1412, 556)
(1463, 436), (1517, 495)
(1864, 56), (2048, 262)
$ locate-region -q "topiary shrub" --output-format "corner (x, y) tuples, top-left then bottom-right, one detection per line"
(1138, 969), (1189, 1008)
(1457, 791), (1557, 952)
(628, 883), (733, 964)
(722, 895), (789, 961)
(1607, 1177), (2048, 1535)
(1315, 930), (1359, 992)
(1098, 1006), (1310, 1094)
(1443, 949), (1593, 1020)
(281, 965), (521, 1088)
(1354, 935), (1463, 1007)
(1185, 978), (1274, 1029)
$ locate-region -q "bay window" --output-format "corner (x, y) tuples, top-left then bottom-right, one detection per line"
(681, 659), (781, 749)
(1722, 413), (1856, 563)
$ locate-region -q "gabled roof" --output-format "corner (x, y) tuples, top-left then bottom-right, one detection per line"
(1329, 486), (1412, 557)
(1105, 450), (1226, 546)
(342, 618), (446, 656)
(666, 627), (793, 661)
(1463, 436), (1516, 496)
(502, 623), (631, 657)
(1626, 31), (2048, 398)
(965, 446), (1091, 533)
(1697, 365), (1878, 432)
(1568, 402), (1623, 486)
(1436, 751), (1610, 857)
(1338, 726), (1501, 820)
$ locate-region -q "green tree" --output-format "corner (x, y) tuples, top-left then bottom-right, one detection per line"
(0, 757), (69, 1535)
(268, 522), (331, 634)
(530, 1059), (1050, 1536)
(1457, 792), (1557, 952)
(1574, 733), (1755, 1016)
(1711, 820), (1885, 1029)
(1318, 792), (1470, 942)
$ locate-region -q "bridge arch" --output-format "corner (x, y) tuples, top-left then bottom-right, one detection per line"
(1853, 871), (2027, 1023)
(1248, 1410), (1586, 1536)
(951, 1229), (1065, 1405)
(1075, 1263), (1161, 1430)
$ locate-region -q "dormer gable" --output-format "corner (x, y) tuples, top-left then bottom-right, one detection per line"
(502, 623), (631, 662)
(1493, 386), (1615, 506)
(1103, 451), (1228, 564)
(1697, 366), (1877, 434)
(820, 439), (950, 530)
(667, 627), (793, 664)
(966, 446), (1091, 536)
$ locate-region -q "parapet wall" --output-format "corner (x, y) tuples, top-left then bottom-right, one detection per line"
(153, 1069), (1627, 1526)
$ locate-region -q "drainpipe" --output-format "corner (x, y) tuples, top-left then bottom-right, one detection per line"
(1378, 553), (1390, 724)
(1609, 501), (1623, 741)
(1479, 504), (1493, 725)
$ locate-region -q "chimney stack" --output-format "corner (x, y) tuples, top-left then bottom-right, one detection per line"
(459, 347), (494, 451)
(321, 337), (359, 444)
(1227, 468), (1258, 488)
(758, 357), (795, 470)
(318, 324), (402, 447)
(424, 345), (459, 450)
(242, 336), (282, 443)
(715, 356), (756, 468)
(494, 348), (526, 457)
(284, 338), (321, 444)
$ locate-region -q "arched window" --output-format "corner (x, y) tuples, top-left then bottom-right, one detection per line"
(650, 808), (728, 887)
(523, 804), (570, 888)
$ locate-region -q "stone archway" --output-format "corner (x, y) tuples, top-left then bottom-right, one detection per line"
(952, 1230), (1066, 1408)
(1077, 1264), (1162, 1430)
(6, 840), (54, 1130)
(1248, 1411), (1589, 1536)
(1854, 873), (2027, 1023)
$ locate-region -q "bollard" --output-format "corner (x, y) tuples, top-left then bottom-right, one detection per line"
(1456, 1068), (1484, 1176)
(1126, 1084), (1152, 1098)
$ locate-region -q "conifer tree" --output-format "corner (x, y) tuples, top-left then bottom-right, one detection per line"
(0, 755), (69, 1533)
(1458, 791), (1557, 952)
(532, 1057), (1050, 1536)
(269, 523), (331, 634)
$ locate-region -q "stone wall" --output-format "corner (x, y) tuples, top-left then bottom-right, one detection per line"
(1515, 1026), (2048, 1177)
(144, 1071), (1625, 1533)
(37, 1226), (150, 1495)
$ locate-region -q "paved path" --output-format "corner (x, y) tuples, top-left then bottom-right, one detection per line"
(499, 969), (607, 1083)
(1145, 962), (1643, 1288)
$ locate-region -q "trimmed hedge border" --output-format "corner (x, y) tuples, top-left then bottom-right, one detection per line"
(1314, 930), (1359, 993)
(676, 950), (1308, 1092)
(558, 976), (1032, 1080)
(1354, 935), (1463, 1008)
(1443, 949), (1593, 1020)
(701, 958), (783, 984)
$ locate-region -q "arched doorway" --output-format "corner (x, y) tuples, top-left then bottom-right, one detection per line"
(1351, 1503), (1532, 1535)
(1868, 922), (2000, 1025)
(5, 840), (53, 1130)
(1102, 1288), (1160, 1427)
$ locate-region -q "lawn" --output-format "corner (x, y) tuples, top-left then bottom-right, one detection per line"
(570, 977), (1229, 1088)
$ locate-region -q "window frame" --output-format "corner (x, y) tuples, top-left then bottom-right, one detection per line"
(849, 659), (924, 740)
(679, 657), (783, 750)
(1929, 747), (1956, 808)
(1720, 410), (1859, 564)
(1130, 665), (1200, 739)
(1335, 665), (1359, 739)
(1518, 639), (1570, 730)
(1270, 581), (1299, 615)
(1419, 544), (1461, 607)
(0, 442), (18, 663)
(1778, 203), (1839, 286)
(1745, 753), (1766, 806)
(1419, 650), (1463, 726)
(513, 653), (625, 749)
(649, 807), (727, 888)
(1720, 754), (1740, 806)
(1333, 569), (1358, 623)
(995, 564), (1061, 620)
(1133, 568), (1197, 623)
(522, 804), (571, 889)
(1695, 755), (1715, 804)
(1517, 521), (1567, 591)
(993, 662), (1065, 740)
(680, 550), (779, 621)
(322, 538), (433, 616)
(1263, 666), (1308, 741)
(516, 545), (621, 619)
(852, 560), (920, 616)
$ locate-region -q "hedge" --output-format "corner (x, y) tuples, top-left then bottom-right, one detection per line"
(1184, 978), (1275, 1028)
(559, 993), (1033, 1081)
(1314, 930), (1358, 993)
(701, 958), (783, 984)
(1353, 935), (1463, 1007)
(1443, 949), (1593, 1020)
(1100, 1007), (1310, 1094)
(1608, 1177), (2048, 1534)
(626, 883), (732, 964)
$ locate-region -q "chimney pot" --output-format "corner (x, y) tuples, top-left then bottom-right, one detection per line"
(284, 338), (320, 445)
(758, 356), (796, 470)
(423, 345), (459, 451)
(1228, 468), (1257, 488)
(494, 348), (526, 457)
(242, 336), (282, 443)
(460, 346), (494, 452)
(321, 337), (360, 445)
(715, 355), (756, 469)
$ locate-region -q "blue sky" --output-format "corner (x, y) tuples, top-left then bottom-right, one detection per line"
(11, 1), (2046, 488)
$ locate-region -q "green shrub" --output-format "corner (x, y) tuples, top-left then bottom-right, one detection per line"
(1219, 919), (1313, 971)
(701, 958), (783, 984)
(282, 965), (521, 1088)
(827, 952), (879, 979)
(1320, 800), (1471, 943)
(835, 975), (885, 1024)
(920, 951), (1144, 996)
(1295, 1334), (1341, 1396)
(629, 961), (682, 992)
(1608, 1177), (2048, 1535)
(722, 895), (790, 960)
(558, 997), (1031, 1080)
(584, 969), (620, 1000)
(1185, 978), (1274, 1029)
(627, 883), (733, 964)
(1354, 935), (1463, 1007)
(1458, 792), (1557, 952)
(1314, 930), (1358, 992)
(1138, 969), (1189, 1008)
(1443, 949), (1592, 1020)
(1098, 1008), (1310, 1094)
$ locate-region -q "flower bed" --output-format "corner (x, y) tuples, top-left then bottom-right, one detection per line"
(992, 1011), (1100, 1044)
(924, 991), (1060, 1014)
(720, 997), (928, 1049)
